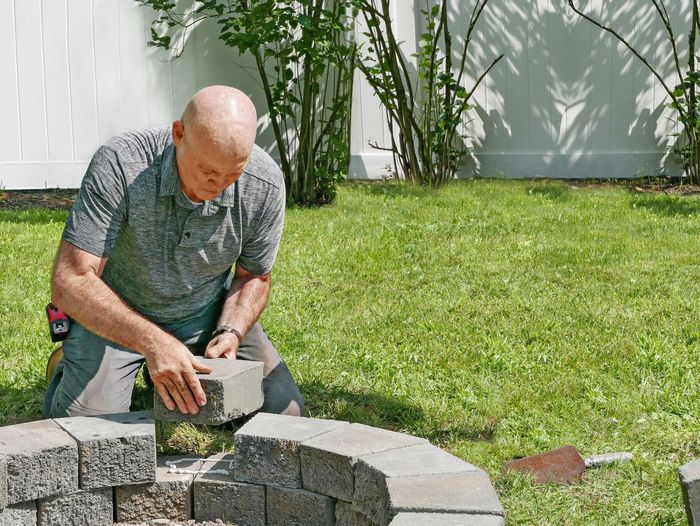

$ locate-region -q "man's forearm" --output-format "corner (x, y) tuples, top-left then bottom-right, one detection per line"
(216, 271), (271, 338)
(52, 268), (173, 358)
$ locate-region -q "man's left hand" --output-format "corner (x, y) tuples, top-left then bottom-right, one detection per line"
(205, 333), (240, 359)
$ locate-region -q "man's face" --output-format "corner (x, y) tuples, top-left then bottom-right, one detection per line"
(172, 121), (249, 202)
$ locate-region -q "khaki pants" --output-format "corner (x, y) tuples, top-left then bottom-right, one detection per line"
(43, 302), (304, 418)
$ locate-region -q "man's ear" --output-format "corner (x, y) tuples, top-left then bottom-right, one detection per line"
(172, 120), (185, 147)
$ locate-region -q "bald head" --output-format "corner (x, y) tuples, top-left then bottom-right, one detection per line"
(172, 86), (258, 202)
(181, 85), (257, 158)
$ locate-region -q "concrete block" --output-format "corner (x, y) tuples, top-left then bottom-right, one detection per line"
(336, 500), (377, 526)
(234, 413), (347, 488)
(389, 513), (505, 525)
(503, 446), (586, 484)
(266, 485), (335, 526)
(37, 488), (112, 526)
(194, 453), (265, 525)
(356, 471), (504, 526)
(0, 502), (37, 526)
(54, 411), (156, 489)
(0, 419), (78, 504)
(354, 443), (481, 519)
(680, 459), (700, 525)
(300, 423), (427, 501)
(154, 358), (264, 425)
(115, 456), (202, 522)
(0, 455), (7, 509)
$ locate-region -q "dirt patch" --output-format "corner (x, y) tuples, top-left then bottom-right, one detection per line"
(0, 189), (77, 211)
(626, 183), (700, 195)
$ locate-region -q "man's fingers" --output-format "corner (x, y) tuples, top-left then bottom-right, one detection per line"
(192, 356), (214, 374)
(163, 379), (190, 414)
(184, 369), (207, 407)
(204, 341), (225, 358)
(173, 376), (200, 414)
(154, 382), (176, 411)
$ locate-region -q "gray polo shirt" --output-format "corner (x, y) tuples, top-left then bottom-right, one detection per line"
(63, 127), (285, 324)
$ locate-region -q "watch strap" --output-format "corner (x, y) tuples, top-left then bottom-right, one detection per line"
(212, 325), (243, 343)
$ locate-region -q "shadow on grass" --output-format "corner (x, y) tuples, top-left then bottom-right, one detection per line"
(0, 210), (69, 225)
(526, 183), (571, 201)
(299, 380), (497, 444)
(631, 194), (700, 216)
(0, 380), (47, 425)
(300, 380), (424, 430)
(346, 181), (436, 200)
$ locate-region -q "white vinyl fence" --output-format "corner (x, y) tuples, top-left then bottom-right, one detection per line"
(0, 0), (691, 189)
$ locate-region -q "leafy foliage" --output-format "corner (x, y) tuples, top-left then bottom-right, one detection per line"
(353, 0), (503, 186)
(140, 0), (356, 205)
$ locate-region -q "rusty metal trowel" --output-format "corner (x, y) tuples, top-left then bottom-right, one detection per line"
(504, 446), (632, 485)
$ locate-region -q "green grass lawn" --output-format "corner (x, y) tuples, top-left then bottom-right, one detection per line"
(2, 180), (700, 524)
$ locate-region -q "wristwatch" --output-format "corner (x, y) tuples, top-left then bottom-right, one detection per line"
(212, 325), (243, 343)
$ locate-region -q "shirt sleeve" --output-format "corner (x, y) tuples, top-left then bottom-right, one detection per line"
(62, 145), (128, 257)
(237, 185), (285, 276)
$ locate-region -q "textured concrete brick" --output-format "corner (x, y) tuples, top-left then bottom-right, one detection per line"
(0, 501), (37, 526)
(266, 485), (335, 526)
(194, 453), (265, 525)
(154, 358), (264, 425)
(115, 456), (202, 522)
(0, 420), (78, 504)
(0, 455), (7, 508)
(389, 513), (505, 525)
(354, 443), (481, 520)
(234, 413), (347, 488)
(300, 423), (427, 501)
(680, 459), (700, 525)
(54, 411), (156, 489)
(37, 488), (112, 526)
(336, 500), (377, 526)
(356, 471), (503, 526)
(503, 446), (585, 484)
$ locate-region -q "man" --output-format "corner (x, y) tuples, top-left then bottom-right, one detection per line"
(44, 85), (304, 418)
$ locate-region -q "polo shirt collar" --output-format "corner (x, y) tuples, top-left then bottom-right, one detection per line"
(159, 143), (178, 198)
(159, 143), (237, 207)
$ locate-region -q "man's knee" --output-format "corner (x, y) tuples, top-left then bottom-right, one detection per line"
(238, 324), (305, 416)
(261, 362), (306, 417)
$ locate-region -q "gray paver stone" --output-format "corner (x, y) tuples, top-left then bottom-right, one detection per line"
(300, 423), (428, 501)
(154, 358), (264, 425)
(194, 453), (265, 525)
(680, 459), (700, 525)
(37, 488), (112, 526)
(354, 443), (481, 520)
(356, 471), (503, 526)
(336, 500), (377, 526)
(0, 501), (37, 526)
(0, 455), (7, 508)
(54, 411), (156, 489)
(266, 485), (335, 526)
(389, 513), (505, 525)
(0, 419), (78, 504)
(234, 413), (347, 488)
(115, 456), (202, 522)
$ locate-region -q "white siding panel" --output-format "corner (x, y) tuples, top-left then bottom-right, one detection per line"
(94, 0), (124, 144)
(67, 0), (99, 161)
(0, 0), (21, 162)
(119, 1), (150, 132)
(586, 0), (612, 154)
(14, 0), (48, 161)
(527, 0), (555, 152)
(142, 6), (173, 127)
(42, 0), (73, 161)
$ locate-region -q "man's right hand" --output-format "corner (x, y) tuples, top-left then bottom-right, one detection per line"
(145, 341), (213, 415)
